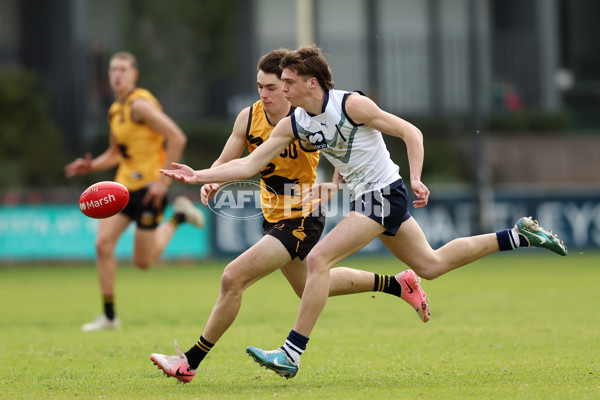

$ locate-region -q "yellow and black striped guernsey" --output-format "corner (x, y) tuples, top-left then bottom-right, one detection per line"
(246, 100), (320, 222)
(108, 88), (166, 192)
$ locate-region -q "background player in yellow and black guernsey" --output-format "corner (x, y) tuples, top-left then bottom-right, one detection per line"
(149, 48), (429, 384)
(64, 51), (205, 331)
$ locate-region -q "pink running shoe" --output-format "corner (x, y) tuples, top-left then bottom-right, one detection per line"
(150, 340), (196, 383)
(397, 270), (430, 323)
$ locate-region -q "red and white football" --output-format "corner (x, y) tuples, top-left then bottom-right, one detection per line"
(79, 181), (130, 219)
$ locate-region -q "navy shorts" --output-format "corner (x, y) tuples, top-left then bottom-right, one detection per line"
(120, 186), (167, 229)
(350, 179), (412, 236)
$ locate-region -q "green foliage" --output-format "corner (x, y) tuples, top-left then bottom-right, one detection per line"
(385, 134), (471, 185)
(1, 253), (599, 399)
(402, 111), (572, 136)
(179, 119), (236, 168)
(486, 110), (571, 133)
(382, 111), (575, 185)
(381, 116), (472, 185)
(0, 69), (68, 188)
(119, 0), (240, 116)
(400, 114), (470, 137)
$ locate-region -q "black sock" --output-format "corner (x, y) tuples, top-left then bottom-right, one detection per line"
(373, 274), (403, 297)
(170, 213), (186, 227)
(185, 336), (214, 370)
(103, 295), (115, 320)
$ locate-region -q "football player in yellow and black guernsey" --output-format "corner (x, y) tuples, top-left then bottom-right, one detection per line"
(65, 51), (205, 331)
(150, 49), (428, 383)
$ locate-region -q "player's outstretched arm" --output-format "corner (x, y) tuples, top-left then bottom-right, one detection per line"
(161, 116), (295, 186)
(301, 168), (345, 208)
(64, 152), (94, 178)
(64, 135), (120, 178)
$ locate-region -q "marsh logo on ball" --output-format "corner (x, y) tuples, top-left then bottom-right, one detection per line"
(79, 194), (117, 211)
(79, 181), (129, 219)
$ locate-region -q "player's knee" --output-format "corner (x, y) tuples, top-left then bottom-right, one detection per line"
(411, 262), (442, 281)
(305, 251), (330, 275)
(132, 255), (152, 270)
(416, 269), (436, 281)
(220, 266), (245, 293)
(95, 237), (114, 259)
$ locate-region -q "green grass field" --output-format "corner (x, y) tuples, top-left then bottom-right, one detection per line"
(1, 252), (599, 399)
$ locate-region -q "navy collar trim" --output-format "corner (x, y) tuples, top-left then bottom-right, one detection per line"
(307, 90), (329, 117)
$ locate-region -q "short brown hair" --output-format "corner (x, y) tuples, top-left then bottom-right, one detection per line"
(110, 51), (138, 69)
(280, 45), (334, 90)
(257, 48), (289, 78)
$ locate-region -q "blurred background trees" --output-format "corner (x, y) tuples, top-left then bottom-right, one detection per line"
(0, 69), (67, 188)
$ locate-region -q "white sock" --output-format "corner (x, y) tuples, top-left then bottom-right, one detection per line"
(509, 229), (521, 248)
(281, 340), (303, 363)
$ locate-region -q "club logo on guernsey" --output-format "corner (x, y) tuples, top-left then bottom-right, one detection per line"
(299, 121), (357, 163)
(306, 131), (327, 149)
(79, 194), (116, 211)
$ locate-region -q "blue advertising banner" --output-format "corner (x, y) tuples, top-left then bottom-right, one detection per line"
(2, 189), (598, 261)
(0, 204), (210, 262)
(415, 190), (600, 250)
(210, 187), (600, 258)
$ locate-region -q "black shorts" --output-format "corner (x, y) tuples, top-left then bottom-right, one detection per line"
(120, 186), (167, 229)
(263, 214), (326, 260)
(351, 178), (412, 236)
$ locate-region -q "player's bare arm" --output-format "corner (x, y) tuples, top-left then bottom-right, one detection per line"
(64, 135), (120, 178)
(344, 94), (429, 209)
(301, 168), (344, 208)
(200, 107), (250, 205)
(131, 98), (187, 206)
(161, 117), (295, 185)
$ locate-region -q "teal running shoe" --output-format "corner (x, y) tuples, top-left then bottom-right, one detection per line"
(514, 216), (567, 256)
(246, 347), (298, 379)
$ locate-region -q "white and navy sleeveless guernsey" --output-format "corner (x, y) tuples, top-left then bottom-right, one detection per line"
(291, 89), (401, 199)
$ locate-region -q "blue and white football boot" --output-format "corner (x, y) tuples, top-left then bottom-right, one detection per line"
(514, 216), (567, 256)
(246, 346), (299, 379)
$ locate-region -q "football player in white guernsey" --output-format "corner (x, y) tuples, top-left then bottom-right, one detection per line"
(160, 45), (567, 379)
(149, 49), (429, 385)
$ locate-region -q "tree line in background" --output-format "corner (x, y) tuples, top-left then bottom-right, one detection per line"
(0, 70), (67, 189)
